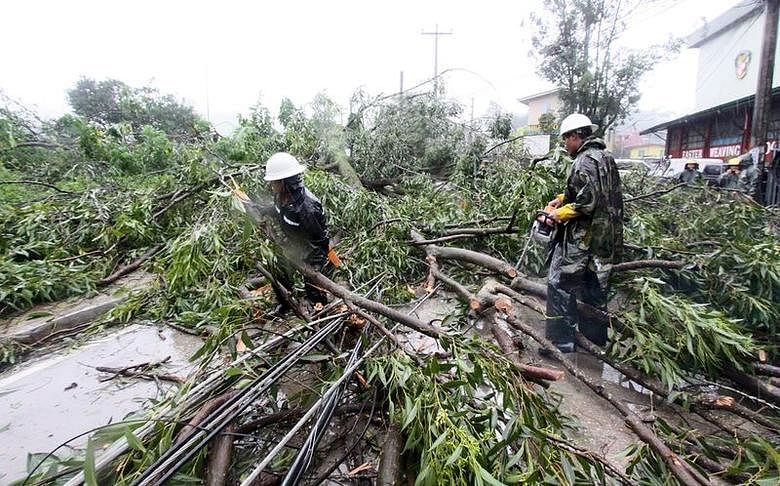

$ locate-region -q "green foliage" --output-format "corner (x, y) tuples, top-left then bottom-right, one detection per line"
(67, 77), (206, 141)
(348, 92), (466, 179)
(625, 417), (780, 485)
(531, 0), (680, 131)
(609, 277), (756, 391)
(488, 112), (512, 140)
(537, 112), (558, 135)
(622, 179), (780, 333)
(366, 336), (618, 484)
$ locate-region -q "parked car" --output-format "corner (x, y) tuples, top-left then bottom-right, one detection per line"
(614, 158), (649, 174)
(701, 161), (726, 186)
(647, 158), (723, 180)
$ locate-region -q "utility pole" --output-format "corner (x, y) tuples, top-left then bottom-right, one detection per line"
(400, 71), (404, 95)
(750, 0), (779, 154)
(205, 65), (211, 123)
(421, 24), (452, 97)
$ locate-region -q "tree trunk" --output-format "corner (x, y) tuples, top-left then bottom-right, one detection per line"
(377, 425), (403, 486)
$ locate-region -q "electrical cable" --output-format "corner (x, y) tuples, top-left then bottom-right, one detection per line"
(131, 317), (344, 485)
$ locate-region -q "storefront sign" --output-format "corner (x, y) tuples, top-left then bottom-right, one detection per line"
(681, 149), (703, 158)
(710, 144), (742, 158)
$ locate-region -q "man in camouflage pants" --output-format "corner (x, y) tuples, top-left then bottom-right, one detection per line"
(538, 113), (624, 353)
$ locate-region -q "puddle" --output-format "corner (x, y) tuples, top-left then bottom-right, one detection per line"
(0, 323), (203, 484)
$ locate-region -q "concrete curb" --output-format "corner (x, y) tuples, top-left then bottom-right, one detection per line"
(7, 295), (129, 345)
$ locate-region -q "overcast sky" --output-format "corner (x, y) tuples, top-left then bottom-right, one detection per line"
(2, 0), (738, 133)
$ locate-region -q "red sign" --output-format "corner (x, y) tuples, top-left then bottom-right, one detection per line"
(709, 144), (742, 158)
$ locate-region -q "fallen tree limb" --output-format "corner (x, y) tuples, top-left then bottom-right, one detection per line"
(611, 259), (686, 272)
(695, 394), (780, 432)
(98, 244), (164, 286)
(205, 423), (235, 486)
(176, 391), (239, 445)
(376, 424), (403, 486)
(424, 255), (481, 311)
(721, 367), (780, 408)
(486, 294), (705, 486)
(410, 229), (517, 278)
(753, 363), (780, 378)
(488, 315), (564, 383)
(681, 442), (751, 484)
(295, 264), (445, 339)
(0, 179), (79, 194)
(96, 357), (184, 384)
(421, 259), (562, 384)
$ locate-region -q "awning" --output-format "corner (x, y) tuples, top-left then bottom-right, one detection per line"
(640, 87), (780, 135)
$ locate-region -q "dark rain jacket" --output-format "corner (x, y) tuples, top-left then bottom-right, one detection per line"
(739, 165), (759, 197)
(554, 137), (623, 261)
(678, 168), (703, 184)
(274, 187), (329, 270)
(718, 170), (741, 190)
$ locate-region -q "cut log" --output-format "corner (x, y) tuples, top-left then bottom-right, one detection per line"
(721, 367), (780, 407)
(205, 423), (235, 486)
(376, 424), (403, 486)
(754, 363), (780, 378)
(488, 317), (564, 383)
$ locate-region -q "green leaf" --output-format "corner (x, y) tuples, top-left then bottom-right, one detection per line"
(402, 399), (419, 429)
(445, 445), (463, 466)
(125, 428), (146, 452)
(224, 367), (244, 378)
(477, 465), (508, 486)
(84, 437), (98, 486)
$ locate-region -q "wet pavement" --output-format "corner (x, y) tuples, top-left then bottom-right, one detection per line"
(0, 323), (203, 484)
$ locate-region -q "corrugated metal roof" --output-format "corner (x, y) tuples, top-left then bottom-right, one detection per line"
(639, 86), (780, 134)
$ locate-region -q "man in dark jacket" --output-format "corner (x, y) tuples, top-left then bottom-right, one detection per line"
(677, 160), (703, 184)
(719, 158), (742, 190)
(538, 113), (623, 353)
(264, 152), (330, 307)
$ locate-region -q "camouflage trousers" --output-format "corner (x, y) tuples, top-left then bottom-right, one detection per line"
(545, 241), (612, 346)
(269, 256), (329, 307)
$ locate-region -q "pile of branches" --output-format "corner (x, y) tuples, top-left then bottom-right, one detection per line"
(3, 86), (780, 485)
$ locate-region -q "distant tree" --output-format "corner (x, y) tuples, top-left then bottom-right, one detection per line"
(531, 0), (680, 134)
(489, 113), (512, 140)
(67, 78), (207, 140)
(537, 112), (558, 135)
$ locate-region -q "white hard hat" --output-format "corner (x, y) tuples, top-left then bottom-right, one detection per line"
(559, 113), (598, 136)
(264, 152), (305, 181)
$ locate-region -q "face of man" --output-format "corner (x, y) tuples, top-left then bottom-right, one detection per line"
(562, 131), (583, 155)
(270, 180), (283, 194)
(686, 164), (697, 171)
